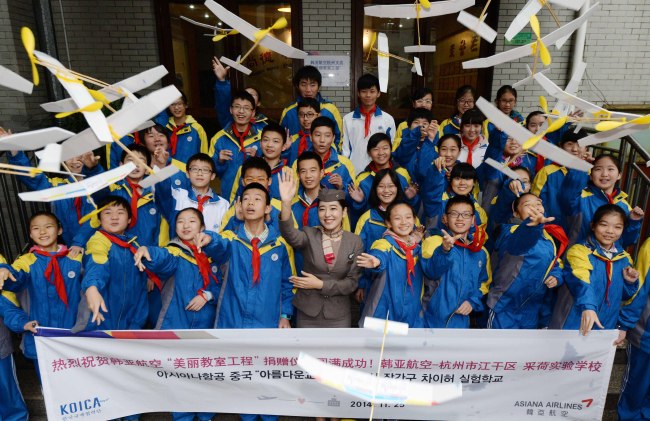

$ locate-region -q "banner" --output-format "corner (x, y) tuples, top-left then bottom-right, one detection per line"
(35, 328), (617, 421)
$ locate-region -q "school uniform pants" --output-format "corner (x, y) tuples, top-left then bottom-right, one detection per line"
(618, 343), (650, 420)
(0, 354), (29, 421)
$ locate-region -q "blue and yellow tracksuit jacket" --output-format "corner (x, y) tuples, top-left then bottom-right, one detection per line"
(8, 151), (99, 247)
(487, 221), (564, 329)
(391, 126), (439, 185)
(165, 115), (208, 164)
(142, 240), (221, 330)
(439, 115), (490, 138)
(438, 192), (488, 233)
(230, 159), (287, 203)
(213, 80), (268, 132)
(1, 249), (82, 359)
(620, 238), (650, 351)
(208, 124), (262, 201)
(280, 93), (343, 151)
(359, 236), (424, 327)
(80, 231), (149, 330)
(292, 146), (355, 194)
(106, 133), (135, 170)
(560, 179), (641, 248)
(531, 163), (570, 225)
(0, 290), (29, 421)
(220, 198), (297, 234)
(209, 227), (295, 329)
(421, 233), (491, 328)
(550, 237), (637, 330)
(285, 132), (312, 165)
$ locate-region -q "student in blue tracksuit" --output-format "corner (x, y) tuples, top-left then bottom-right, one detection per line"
(285, 98), (320, 165)
(291, 152), (325, 230)
(618, 237), (650, 421)
(421, 196), (491, 328)
(354, 169), (408, 305)
(165, 92), (209, 165)
(356, 202), (424, 327)
(392, 87), (434, 153)
(7, 150), (101, 254)
(550, 205), (639, 333)
(348, 132), (419, 219)
(212, 56), (268, 132)
(0, 212), (83, 378)
(106, 132), (137, 170)
(280, 65), (343, 150)
(156, 153), (230, 236)
(0, 287), (29, 421)
(437, 163), (487, 233)
(391, 107), (439, 182)
(438, 85), (481, 137)
(560, 154), (644, 248)
(207, 183), (294, 421)
(487, 193), (567, 329)
(485, 85), (525, 162)
(486, 166), (532, 241)
(134, 207), (220, 421)
(78, 197), (155, 336)
(208, 90), (262, 201)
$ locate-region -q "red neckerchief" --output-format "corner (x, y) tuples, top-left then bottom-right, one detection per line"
(604, 189), (619, 204)
(232, 123), (252, 152)
(462, 136), (481, 165)
(133, 131), (141, 145)
(125, 178), (142, 229)
(361, 105), (377, 138)
(454, 226), (487, 253)
(170, 123), (187, 156)
(321, 149), (332, 176)
(392, 237), (417, 288)
(30, 246), (70, 307)
(593, 253), (613, 305)
(181, 240), (218, 296)
(298, 131), (310, 156)
(74, 197), (83, 223)
(270, 159), (287, 175)
(368, 161), (392, 174)
(505, 154), (524, 168)
(543, 224), (569, 285)
(98, 231), (162, 291)
(302, 197), (318, 227)
(535, 152), (546, 173)
(196, 195), (210, 213)
(251, 237), (261, 285)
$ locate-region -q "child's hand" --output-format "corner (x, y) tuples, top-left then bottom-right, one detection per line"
(279, 167), (298, 203)
(0, 268), (16, 290)
(68, 246), (84, 259)
(508, 179), (525, 197)
(411, 225), (426, 244)
(278, 318), (291, 329)
(356, 253), (380, 269)
(282, 134), (293, 152)
(133, 246), (151, 272)
(544, 276), (558, 288)
(234, 197), (243, 220)
(433, 156), (445, 172)
(354, 288), (364, 303)
(630, 206), (644, 221)
(328, 173), (343, 189)
(347, 184), (365, 203)
(580, 309), (603, 336)
(623, 267), (639, 283)
(244, 146), (257, 158)
(194, 232), (212, 253)
(186, 295), (207, 312)
(454, 301), (473, 316)
(23, 320), (38, 334)
(614, 330), (627, 346)
(80, 151), (100, 169)
(212, 56), (230, 81)
(525, 207), (555, 227)
(426, 120), (439, 140)
(0, 127), (12, 137)
(218, 149), (233, 163)
(441, 229), (462, 252)
(404, 183), (419, 199)
(153, 146), (169, 168)
(86, 286), (107, 325)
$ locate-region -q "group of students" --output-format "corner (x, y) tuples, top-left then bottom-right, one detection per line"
(0, 60), (648, 421)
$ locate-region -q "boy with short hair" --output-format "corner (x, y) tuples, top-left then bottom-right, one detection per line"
(421, 195), (491, 328)
(342, 73), (396, 175)
(156, 153), (230, 236)
(165, 91), (209, 164)
(286, 97), (321, 164)
(208, 90), (262, 201)
(392, 107), (438, 182)
(280, 65), (343, 150)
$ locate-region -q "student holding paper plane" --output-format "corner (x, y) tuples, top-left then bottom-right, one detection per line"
(163, 92), (209, 165)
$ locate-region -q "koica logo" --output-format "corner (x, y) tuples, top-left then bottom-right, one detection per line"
(60, 397), (106, 415)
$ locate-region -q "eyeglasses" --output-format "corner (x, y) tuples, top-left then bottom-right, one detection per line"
(457, 99), (474, 105)
(299, 112), (317, 119)
(188, 167), (212, 175)
(232, 105), (253, 112)
(447, 211), (473, 219)
(415, 99), (433, 105)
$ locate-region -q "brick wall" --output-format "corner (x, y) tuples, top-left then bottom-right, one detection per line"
(302, 0), (352, 114)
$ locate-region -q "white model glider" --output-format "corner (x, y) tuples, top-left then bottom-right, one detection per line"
(368, 32), (422, 93)
(364, 0), (473, 19)
(40, 65), (168, 113)
(0, 64), (33, 94)
(18, 163), (135, 202)
(179, 15), (237, 40)
(552, 61), (586, 116)
(476, 97), (592, 172)
(505, 0), (587, 41)
(578, 116), (650, 147)
(484, 158), (525, 181)
(457, 11), (497, 43)
(511, 65), (550, 88)
(462, 3), (598, 69)
(0, 127), (74, 151)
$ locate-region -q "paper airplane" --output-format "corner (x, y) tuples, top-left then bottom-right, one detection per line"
(368, 32), (422, 93)
(578, 117), (650, 147)
(475, 97), (592, 172)
(505, 0), (587, 41)
(457, 11), (497, 43)
(18, 163), (135, 202)
(58, 85), (181, 162)
(179, 15), (237, 40)
(205, 0), (308, 76)
(139, 165), (181, 189)
(0, 64), (33, 94)
(298, 353), (462, 406)
(552, 61), (586, 116)
(0, 127), (74, 151)
(511, 65), (550, 88)
(462, 3), (598, 69)
(37, 144), (63, 173)
(484, 158), (525, 181)
(364, 0), (474, 19)
(40, 65), (168, 113)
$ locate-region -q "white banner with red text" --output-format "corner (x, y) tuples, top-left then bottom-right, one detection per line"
(35, 328), (617, 421)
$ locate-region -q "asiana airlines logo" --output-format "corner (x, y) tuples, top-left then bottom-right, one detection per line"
(60, 396), (109, 415)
